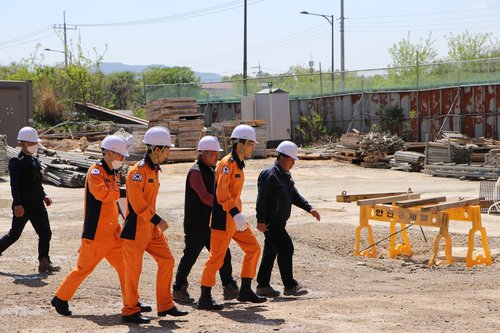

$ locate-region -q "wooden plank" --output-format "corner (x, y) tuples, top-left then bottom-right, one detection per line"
(394, 196), (447, 208)
(421, 198), (481, 211)
(357, 193), (421, 206)
(336, 191), (412, 203)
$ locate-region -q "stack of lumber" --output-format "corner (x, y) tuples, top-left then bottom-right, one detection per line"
(339, 131), (365, 148)
(206, 120), (267, 158)
(333, 131), (365, 164)
(297, 146), (335, 160)
(0, 135), (7, 175)
(147, 98), (205, 148)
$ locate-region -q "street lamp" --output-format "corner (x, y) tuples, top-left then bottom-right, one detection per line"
(300, 10), (334, 95)
(44, 48), (67, 68)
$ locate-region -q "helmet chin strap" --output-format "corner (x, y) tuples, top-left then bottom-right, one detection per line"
(151, 146), (166, 165)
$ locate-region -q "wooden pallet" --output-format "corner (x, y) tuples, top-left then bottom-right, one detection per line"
(334, 146), (362, 156)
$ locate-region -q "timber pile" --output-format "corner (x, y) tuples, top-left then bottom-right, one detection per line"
(390, 151), (426, 172)
(333, 131), (366, 164)
(297, 146), (335, 160)
(0, 135), (7, 175)
(147, 98), (204, 148)
(206, 120), (267, 158)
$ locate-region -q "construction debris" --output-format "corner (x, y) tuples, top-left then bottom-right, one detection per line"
(75, 102), (148, 126)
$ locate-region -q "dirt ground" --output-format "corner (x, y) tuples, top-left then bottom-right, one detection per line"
(1, 158), (499, 333)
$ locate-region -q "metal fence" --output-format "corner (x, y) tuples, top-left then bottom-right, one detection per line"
(144, 57), (500, 103)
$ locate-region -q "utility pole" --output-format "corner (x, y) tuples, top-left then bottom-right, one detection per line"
(340, 0), (345, 90)
(53, 11), (77, 68)
(243, 0), (248, 96)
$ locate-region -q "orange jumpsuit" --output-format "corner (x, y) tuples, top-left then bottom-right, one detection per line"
(55, 160), (126, 302)
(200, 151), (261, 287)
(120, 155), (175, 316)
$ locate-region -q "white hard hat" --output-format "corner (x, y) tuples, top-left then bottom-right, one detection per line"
(198, 136), (222, 152)
(276, 140), (299, 160)
(143, 126), (175, 147)
(101, 135), (129, 157)
(230, 124), (257, 143)
(17, 126), (40, 143)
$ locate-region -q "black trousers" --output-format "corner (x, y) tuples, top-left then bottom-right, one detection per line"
(257, 226), (297, 290)
(0, 207), (52, 260)
(174, 229), (235, 289)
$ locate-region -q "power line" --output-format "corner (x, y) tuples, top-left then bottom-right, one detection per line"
(75, 0), (267, 27)
(0, 26), (53, 47)
(0, 32), (55, 50)
(350, 6), (500, 19)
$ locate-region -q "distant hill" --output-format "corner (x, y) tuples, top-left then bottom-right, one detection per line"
(99, 62), (222, 83)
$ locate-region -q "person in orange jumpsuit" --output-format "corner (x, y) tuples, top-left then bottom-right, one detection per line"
(51, 135), (151, 317)
(173, 136), (238, 303)
(120, 126), (188, 324)
(198, 124), (266, 310)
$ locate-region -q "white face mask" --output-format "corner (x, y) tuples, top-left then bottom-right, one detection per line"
(27, 144), (38, 155)
(111, 160), (124, 170)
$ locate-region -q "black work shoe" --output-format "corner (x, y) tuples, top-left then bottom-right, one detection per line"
(198, 296), (224, 310)
(237, 289), (267, 303)
(39, 258), (60, 273)
(137, 301), (152, 312)
(51, 296), (72, 316)
(284, 284), (309, 296)
(173, 289), (194, 303)
(122, 312), (150, 324)
(223, 284), (239, 300)
(256, 286), (280, 297)
(158, 306), (188, 317)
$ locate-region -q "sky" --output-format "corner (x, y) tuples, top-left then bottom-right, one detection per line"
(1, 0), (499, 77)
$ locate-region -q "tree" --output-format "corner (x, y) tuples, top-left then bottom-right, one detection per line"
(387, 32), (438, 83)
(143, 66), (198, 85)
(388, 32), (438, 68)
(445, 30), (498, 61)
(104, 72), (142, 110)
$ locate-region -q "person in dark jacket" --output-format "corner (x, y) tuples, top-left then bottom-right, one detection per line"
(0, 127), (60, 273)
(173, 136), (238, 303)
(255, 141), (320, 297)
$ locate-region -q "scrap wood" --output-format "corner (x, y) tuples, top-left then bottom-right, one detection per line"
(421, 198), (481, 212)
(336, 190), (413, 203)
(394, 196), (447, 208)
(356, 193), (421, 206)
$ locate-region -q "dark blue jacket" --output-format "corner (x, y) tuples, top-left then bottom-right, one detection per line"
(9, 152), (46, 211)
(256, 162), (312, 228)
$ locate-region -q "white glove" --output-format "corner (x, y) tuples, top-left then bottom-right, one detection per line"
(233, 213), (248, 231)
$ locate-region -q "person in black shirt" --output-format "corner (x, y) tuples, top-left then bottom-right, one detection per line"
(0, 127), (60, 273)
(173, 136), (238, 303)
(255, 141), (320, 297)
